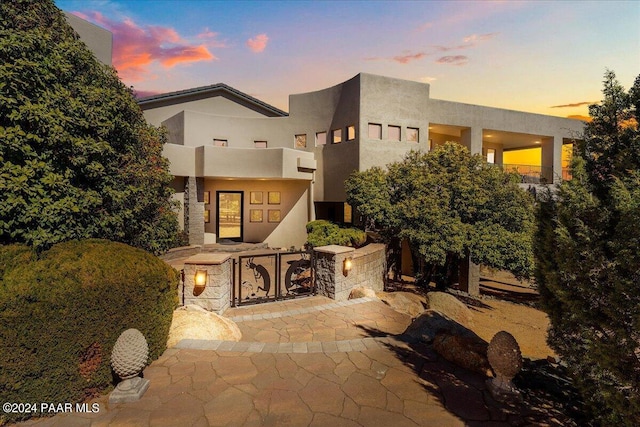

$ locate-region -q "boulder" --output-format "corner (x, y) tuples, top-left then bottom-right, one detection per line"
(377, 291), (425, 318)
(403, 310), (476, 343)
(425, 292), (474, 326)
(167, 305), (242, 347)
(349, 286), (377, 299)
(433, 333), (491, 376)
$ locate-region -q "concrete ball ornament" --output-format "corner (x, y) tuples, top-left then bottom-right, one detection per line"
(111, 328), (149, 380)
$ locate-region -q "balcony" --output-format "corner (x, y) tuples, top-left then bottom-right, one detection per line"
(495, 164), (554, 184)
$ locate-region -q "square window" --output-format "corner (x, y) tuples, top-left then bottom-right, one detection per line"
(268, 191), (280, 204)
(388, 125), (401, 141)
(332, 129), (342, 144)
(213, 139), (228, 147)
(268, 209), (281, 223)
(368, 123), (382, 139)
(254, 141), (267, 148)
(347, 125), (356, 140)
(406, 127), (419, 143)
(316, 131), (327, 146)
(250, 209), (263, 222)
(295, 134), (307, 148)
(250, 191), (263, 204)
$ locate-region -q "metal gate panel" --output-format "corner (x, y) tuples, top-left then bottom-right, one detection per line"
(232, 251), (314, 307)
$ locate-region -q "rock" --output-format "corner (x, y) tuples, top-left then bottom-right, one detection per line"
(403, 310), (477, 343)
(486, 331), (523, 399)
(432, 333), (491, 376)
(425, 292), (474, 326)
(349, 286), (377, 299)
(167, 305), (242, 347)
(377, 291), (425, 317)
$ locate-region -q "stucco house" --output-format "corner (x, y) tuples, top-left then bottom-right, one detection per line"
(65, 12), (584, 251)
(137, 74), (584, 249)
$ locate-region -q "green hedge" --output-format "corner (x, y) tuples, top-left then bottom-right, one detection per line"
(305, 220), (367, 249)
(0, 239), (178, 424)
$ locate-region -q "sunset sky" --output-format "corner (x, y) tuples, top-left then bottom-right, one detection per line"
(55, 0), (639, 120)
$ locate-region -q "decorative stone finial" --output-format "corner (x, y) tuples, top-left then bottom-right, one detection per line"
(109, 328), (150, 404)
(486, 331), (522, 400)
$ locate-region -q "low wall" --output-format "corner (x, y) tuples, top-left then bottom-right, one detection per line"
(313, 243), (386, 301)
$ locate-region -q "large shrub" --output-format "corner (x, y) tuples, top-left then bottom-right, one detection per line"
(535, 71), (640, 425)
(0, 0), (179, 254)
(0, 240), (178, 424)
(346, 143), (535, 288)
(305, 220), (367, 249)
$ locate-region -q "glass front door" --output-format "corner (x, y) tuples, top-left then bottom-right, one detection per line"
(216, 191), (243, 241)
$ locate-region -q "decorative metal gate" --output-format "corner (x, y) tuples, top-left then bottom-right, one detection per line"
(231, 251), (315, 306)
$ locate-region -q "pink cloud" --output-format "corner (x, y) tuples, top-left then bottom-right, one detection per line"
(133, 89), (161, 99)
(71, 11), (218, 82)
(415, 21), (433, 32)
(463, 32), (498, 43)
(392, 52), (427, 64)
(436, 55), (468, 66)
(246, 34), (269, 53)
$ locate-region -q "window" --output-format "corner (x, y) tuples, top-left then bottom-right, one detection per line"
(368, 123), (382, 139)
(486, 148), (496, 164)
(406, 127), (419, 143)
(347, 125), (356, 140)
(316, 131), (327, 146)
(250, 209), (263, 222)
(344, 203), (352, 223)
(213, 139), (228, 147)
(388, 125), (401, 141)
(268, 210), (281, 223)
(254, 141), (267, 148)
(295, 134), (307, 148)
(250, 191), (263, 204)
(332, 129), (342, 144)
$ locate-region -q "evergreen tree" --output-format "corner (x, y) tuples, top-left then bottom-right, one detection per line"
(0, 0), (179, 254)
(535, 71), (640, 425)
(346, 142), (535, 288)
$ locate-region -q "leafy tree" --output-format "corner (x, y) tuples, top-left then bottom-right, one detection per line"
(0, 0), (179, 254)
(346, 142), (535, 288)
(535, 71), (640, 425)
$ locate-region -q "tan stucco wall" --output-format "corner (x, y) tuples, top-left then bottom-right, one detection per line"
(204, 179), (311, 248)
(144, 96), (270, 127)
(65, 12), (113, 66)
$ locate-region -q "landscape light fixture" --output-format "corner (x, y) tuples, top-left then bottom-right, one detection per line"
(194, 270), (208, 289)
(343, 257), (353, 276)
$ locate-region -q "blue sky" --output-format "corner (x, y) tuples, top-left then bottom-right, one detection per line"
(56, 0), (639, 119)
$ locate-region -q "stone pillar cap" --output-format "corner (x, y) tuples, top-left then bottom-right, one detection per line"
(184, 253), (231, 265)
(313, 245), (356, 255)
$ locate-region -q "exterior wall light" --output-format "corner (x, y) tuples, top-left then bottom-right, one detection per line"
(194, 270), (208, 289)
(343, 257), (353, 276)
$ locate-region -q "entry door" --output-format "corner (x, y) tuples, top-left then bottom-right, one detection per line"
(216, 191), (243, 242)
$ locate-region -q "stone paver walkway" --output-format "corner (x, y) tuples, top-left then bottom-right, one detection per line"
(17, 296), (564, 427)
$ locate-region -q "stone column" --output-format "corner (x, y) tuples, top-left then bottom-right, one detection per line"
(313, 245), (356, 301)
(461, 127), (483, 155)
(185, 176), (204, 245)
(459, 254), (480, 296)
(541, 136), (562, 184)
(183, 253), (232, 314)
